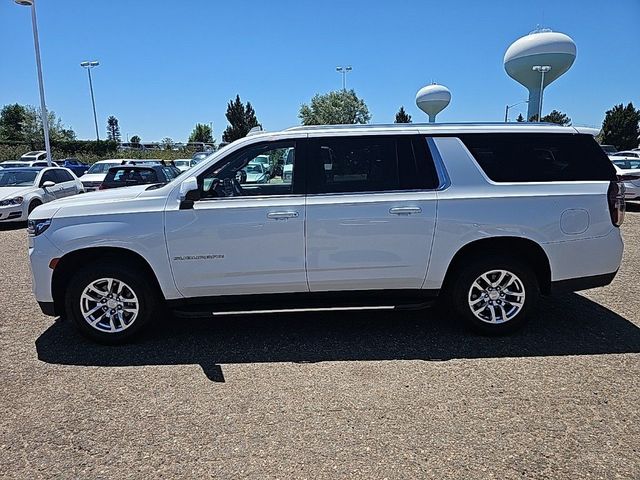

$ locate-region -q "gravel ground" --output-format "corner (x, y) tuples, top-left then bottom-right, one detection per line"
(1, 210), (639, 479)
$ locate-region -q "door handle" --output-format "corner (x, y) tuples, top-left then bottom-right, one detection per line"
(267, 211), (299, 220)
(389, 206), (422, 215)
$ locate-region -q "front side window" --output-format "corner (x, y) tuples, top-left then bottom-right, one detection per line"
(198, 141), (296, 199)
(40, 170), (58, 185)
(460, 133), (617, 183)
(307, 135), (439, 194)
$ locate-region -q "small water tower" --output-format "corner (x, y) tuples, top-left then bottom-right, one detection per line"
(416, 83), (451, 122)
(504, 28), (576, 120)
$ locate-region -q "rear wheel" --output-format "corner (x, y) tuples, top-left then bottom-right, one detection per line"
(450, 255), (538, 334)
(65, 261), (158, 344)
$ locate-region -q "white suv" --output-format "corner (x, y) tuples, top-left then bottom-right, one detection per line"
(28, 123), (625, 343)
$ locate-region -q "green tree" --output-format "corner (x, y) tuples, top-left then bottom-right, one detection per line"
(21, 106), (76, 143)
(222, 95), (261, 143)
(299, 90), (370, 125)
(106, 116), (121, 142)
(516, 113), (525, 122)
(161, 137), (174, 150)
(601, 103), (640, 150)
(394, 106), (412, 123)
(130, 135), (141, 145)
(188, 123), (214, 144)
(540, 110), (572, 126)
(0, 104), (28, 141)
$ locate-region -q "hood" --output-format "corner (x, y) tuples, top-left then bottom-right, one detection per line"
(29, 184), (151, 220)
(0, 186), (35, 200)
(246, 172), (266, 181)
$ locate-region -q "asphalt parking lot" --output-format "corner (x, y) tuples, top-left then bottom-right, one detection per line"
(1, 211), (639, 479)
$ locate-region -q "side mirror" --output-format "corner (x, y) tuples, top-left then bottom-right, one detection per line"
(179, 176), (200, 210)
(42, 181), (55, 189)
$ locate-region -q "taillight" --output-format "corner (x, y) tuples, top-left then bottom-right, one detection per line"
(607, 181), (625, 227)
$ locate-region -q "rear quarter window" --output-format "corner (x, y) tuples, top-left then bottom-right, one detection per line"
(459, 133), (617, 183)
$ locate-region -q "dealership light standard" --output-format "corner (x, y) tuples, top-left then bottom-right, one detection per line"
(80, 61), (100, 141)
(504, 100), (529, 122)
(532, 65), (551, 121)
(336, 65), (352, 91)
(15, 0), (52, 166)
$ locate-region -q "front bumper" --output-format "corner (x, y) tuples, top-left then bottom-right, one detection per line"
(622, 182), (640, 200)
(0, 204), (26, 222)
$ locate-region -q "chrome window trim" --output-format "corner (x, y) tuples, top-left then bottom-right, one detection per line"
(426, 136), (451, 191)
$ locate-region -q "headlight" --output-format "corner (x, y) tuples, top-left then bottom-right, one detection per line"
(27, 218), (51, 237)
(0, 196), (23, 207)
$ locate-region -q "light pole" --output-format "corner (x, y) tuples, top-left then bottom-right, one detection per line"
(80, 61), (100, 141)
(504, 100), (529, 122)
(532, 65), (551, 121)
(336, 65), (352, 91)
(15, 0), (52, 166)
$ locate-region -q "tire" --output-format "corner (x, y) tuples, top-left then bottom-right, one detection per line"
(28, 200), (42, 215)
(450, 254), (539, 335)
(64, 260), (159, 344)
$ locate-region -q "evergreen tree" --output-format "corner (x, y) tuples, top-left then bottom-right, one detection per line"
(106, 116), (121, 142)
(394, 106), (412, 123)
(222, 95), (261, 143)
(130, 135), (141, 145)
(540, 110), (572, 126)
(0, 104), (28, 141)
(516, 113), (525, 122)
(601, 103), (640, 150)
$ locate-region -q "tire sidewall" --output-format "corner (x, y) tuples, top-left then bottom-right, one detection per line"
(451, 256), (539, 334)
(65, 262), (156, 344)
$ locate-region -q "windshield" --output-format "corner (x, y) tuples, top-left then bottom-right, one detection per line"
(0, 170), (37, 186)
(87, 162), (118, 174)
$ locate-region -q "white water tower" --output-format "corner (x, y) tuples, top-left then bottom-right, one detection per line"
(416, 83), (451, 122)
(504, 28), (576, 121)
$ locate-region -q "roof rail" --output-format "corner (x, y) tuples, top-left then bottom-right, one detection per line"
(285, 121), (567, 131)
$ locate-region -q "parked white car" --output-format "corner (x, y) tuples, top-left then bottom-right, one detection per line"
(244, 162), (268, 183)
(0, 167), (83, 222)
(1, 160), (60, 168)
(80, 159), (128, 191)
(20, 150), (48, 162)
(173, 159), (193, 172)
(610, 151), (640, 160)
(29, 123), (624, 344)
(612, 159), (640, 200)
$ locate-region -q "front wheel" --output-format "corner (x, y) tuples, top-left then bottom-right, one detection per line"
(450, 256), (539, 334)
(65, 261), (158, 344)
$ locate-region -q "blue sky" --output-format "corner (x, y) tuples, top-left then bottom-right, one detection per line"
(1, 0), (638, 142)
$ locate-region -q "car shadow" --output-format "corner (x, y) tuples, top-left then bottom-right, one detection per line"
(35, 293), (640, 382)
(626, 202), (640, 213)
(0, 222), (26, 231)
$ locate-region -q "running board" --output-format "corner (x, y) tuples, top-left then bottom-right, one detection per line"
(172, 302), (435, 319)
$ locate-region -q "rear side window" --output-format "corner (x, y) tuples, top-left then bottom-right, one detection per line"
(104, 168), (158, 185)
(307, 135), (439, 194)
(54, 169), (74, 183)
(460, 133), (616, 183)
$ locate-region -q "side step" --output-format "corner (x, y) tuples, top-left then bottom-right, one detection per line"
(172, 301), (435, 319)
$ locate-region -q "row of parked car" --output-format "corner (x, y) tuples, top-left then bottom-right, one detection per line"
(0, 150), (212, 224)
(602, 146), (640, 201)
